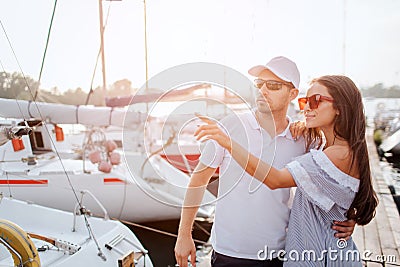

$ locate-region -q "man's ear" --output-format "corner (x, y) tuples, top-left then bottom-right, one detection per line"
(289, 88), (299, 101)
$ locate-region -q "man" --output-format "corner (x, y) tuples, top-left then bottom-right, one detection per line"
(175, 56), (354, 267)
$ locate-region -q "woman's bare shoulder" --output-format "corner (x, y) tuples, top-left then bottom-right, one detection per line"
(323, 145), (359, 178)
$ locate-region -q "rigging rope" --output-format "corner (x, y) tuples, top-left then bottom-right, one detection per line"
(0, 5), (109, 261)
(0, 59), (27, 121)
(33, 0), (58, 101)
(0, 22), (35, 123)
(0, 21), (83, 208)
(140, 128), (176, 177)
(115, 217), (210, 246)
(85, 2), (113, 106)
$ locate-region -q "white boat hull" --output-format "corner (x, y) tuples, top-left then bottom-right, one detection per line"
(0, 197), (153, 266)
(0, 109), (215, 223)
(380, 129), (400, 155)
(0, 154), (215, 223)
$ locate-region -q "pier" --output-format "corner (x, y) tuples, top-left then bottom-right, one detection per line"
(352, 133), (400, 266)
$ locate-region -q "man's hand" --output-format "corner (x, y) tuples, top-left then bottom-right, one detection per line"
(175, 235), (197, 267)
(195, 115), (231, 152)
(289, 121), (306, 141)
(332, 220), (356, 240)
(175, 163), (215, 267)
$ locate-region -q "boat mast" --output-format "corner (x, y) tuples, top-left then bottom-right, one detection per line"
(98, 0), (107, 105)
(144, 0), (149, 90)
(143, 0), (149, 114)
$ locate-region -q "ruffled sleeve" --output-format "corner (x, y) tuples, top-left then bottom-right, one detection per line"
(285, 149), (359, 213)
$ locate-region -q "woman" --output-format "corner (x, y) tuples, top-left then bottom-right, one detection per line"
(195, 75), (378, 266)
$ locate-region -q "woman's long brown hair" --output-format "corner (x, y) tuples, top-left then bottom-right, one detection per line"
(306, 75), (378, 225)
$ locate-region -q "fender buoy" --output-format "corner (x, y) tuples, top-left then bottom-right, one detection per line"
(88, 150), (102, 164)
(12, 138), (25, 152)
(54, 125), (64, 142)
(0, 219), (41, 267)
(110, 152), (121, 165)
(98, 160), (112, 173)
(105, 140), (117, 152)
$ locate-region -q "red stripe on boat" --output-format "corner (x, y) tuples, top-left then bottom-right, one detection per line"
(104, 178), (124, 184)
(0, 179), (48, 185)
(160, 154), (220, 174)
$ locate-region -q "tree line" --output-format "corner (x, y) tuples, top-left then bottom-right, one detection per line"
(360, 83), (400, 98)
(1, 71), (400, 106)
(0, 71), (136, 106)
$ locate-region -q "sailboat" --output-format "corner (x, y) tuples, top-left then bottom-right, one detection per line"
(0, 101), (216, 223)
(0, 0), (217, 224)
(0, 2), (214, 265)
(0, 195), (153, 266)
(0, 126), (153, 266)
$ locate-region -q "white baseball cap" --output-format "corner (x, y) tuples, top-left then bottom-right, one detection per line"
(248, 56), (300, 89)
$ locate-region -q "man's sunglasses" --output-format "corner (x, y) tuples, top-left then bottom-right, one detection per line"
(254, 79), (294, 91)
(298, 94), (334, 110)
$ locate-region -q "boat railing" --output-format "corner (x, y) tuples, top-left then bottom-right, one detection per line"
(72, 189), (110, 232)
(105, 233), (149, 266)
(0, 236), (23, 266)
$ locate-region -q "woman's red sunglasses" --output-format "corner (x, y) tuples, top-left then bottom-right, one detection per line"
(298, 94), (334, 110)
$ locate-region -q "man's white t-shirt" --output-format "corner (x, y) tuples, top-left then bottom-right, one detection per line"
(199, 110), (306, 260)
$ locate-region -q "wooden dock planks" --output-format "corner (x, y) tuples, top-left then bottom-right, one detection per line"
(352, 134), (400, 266)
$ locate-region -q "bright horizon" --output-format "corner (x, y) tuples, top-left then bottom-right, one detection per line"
(1, 0), (400, 94)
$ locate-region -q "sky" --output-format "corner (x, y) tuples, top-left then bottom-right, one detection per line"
(1, 0), (400, 94)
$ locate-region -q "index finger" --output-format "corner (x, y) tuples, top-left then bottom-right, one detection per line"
(334, 220), (356, 227)
(194, 113), (216, 125)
